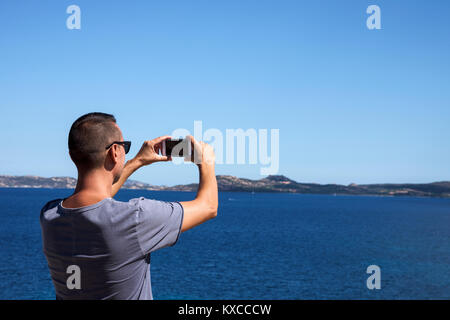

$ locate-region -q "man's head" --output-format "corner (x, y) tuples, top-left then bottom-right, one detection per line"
(68, 112), (126, 183)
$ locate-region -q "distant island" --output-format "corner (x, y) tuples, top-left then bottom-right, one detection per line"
(1, 174), (450, 198)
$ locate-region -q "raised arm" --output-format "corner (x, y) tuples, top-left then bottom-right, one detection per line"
(179, 136), (218, 232)
(111, 135), (171, 197)
(110, 158), (140, 197)
(110, 134), (218, 232)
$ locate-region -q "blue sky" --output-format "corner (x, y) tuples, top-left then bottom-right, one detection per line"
(0, 0), (449, 186)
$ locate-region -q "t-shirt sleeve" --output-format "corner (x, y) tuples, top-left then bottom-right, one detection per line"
(131, 197), (184, 255)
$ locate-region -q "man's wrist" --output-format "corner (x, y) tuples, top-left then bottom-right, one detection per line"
(198, 162), (215, 174)
(127, 157), (144, 171)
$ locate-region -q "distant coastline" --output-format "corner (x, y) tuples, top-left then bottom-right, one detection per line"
(1, 174), (450, 198)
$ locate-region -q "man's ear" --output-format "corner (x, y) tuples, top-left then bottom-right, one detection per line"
(108, 144), (120, 164)
(104, 147), (116, 171)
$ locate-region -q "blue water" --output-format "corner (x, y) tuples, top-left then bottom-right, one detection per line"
(0, 188), (450, 299)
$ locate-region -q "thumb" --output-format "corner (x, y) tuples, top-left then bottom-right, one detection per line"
(156, 155), (171, 162)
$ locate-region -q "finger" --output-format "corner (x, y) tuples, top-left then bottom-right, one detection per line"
(187, 135), (202, 150)
(157, 155), (170, 162)
(186, 135), (197, 144)
(153, 135), (172, 144)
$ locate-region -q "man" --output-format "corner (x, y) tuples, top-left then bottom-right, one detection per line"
(40, 112), (218, 300)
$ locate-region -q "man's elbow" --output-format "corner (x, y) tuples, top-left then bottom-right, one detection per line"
(208, 203), (218, 219)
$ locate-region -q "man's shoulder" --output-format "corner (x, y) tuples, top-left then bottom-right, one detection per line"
(39, 196), (165, 218)
(121, 197), (179, 211)
(39, 198), (64, 224)
(40, 198), (62, 214)
(122, 196), (161, 208)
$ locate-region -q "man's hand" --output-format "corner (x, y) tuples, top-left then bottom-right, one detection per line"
(111, 135), (172, 197)
(187, 135), (216, 166)
(134, 135), (172, 166)
(179, 135), (217, 233)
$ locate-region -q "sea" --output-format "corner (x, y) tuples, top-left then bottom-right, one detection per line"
(0, 187), (450, 300)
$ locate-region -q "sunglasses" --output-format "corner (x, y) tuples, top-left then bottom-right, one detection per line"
(105, 141), (131, 154)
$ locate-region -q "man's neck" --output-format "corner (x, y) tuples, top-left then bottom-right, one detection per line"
(62, 170), (114, 208)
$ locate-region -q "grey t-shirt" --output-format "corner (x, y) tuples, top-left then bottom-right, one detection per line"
(40, 196), (184, 300)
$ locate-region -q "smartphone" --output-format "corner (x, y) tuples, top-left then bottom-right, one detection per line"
(161, 138), (191, 157)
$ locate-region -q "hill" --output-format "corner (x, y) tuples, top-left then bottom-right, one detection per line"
(1, 174), (450, 198)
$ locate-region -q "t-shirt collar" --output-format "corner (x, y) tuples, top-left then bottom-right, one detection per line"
(58, 197), (112, 213)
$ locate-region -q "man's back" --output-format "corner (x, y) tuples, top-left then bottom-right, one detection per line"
(40, 114), (217, 299)
(40, 196), (183, 300)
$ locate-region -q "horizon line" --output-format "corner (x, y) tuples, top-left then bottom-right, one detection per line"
(1, 173), (449, 187)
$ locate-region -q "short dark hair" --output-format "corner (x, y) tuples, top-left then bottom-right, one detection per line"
(68, 112), (121, 170)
